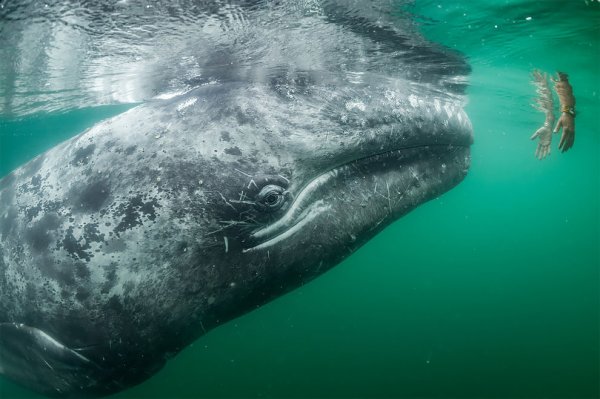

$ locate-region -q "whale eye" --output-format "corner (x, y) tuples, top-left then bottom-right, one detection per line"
(256, 184), (286, 211)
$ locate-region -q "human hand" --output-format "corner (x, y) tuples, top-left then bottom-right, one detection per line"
(530, 122), (553, 159)
(531, 69), (546, 85)
(554, 112), (575, 152)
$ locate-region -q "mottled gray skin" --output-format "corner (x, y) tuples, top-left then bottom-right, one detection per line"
(0, 2), (472, 398)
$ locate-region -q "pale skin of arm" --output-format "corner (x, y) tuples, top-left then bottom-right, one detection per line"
(552, 72), (575, 152)
(530, 70), (555, 159)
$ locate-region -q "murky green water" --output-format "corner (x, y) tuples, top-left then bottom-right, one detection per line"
(1, 1), (598, 398)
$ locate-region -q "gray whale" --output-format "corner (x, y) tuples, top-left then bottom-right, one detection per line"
(0, 1), (472, 396)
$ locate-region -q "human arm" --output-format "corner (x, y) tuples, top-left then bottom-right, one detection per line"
(530, 69), (555, 159)
(552, 71), (576, 152)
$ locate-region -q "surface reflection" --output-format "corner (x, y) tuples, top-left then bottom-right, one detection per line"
(0, 0), (468, 117)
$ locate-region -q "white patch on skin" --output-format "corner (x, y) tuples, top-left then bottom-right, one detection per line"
(345, 100), (366, 112)
(252, 170), (336, 241)
(408, 94), (418, 108)
(176, 97), (197, 112)
(153, 90), (188, 100)
(345, 71), (365, 84)
(433, 98), (441, 113)
(245, 202), (330, 252)
(444, 103), (454, 119)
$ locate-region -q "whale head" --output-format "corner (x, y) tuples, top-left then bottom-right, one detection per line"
(0, 1), (472, 396)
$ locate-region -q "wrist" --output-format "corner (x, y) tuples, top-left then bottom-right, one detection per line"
(561, 105), (576, 117)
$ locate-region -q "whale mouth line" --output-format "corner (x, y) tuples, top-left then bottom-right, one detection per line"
(242, 201), (331, 253)
(244, 142), (470, 252)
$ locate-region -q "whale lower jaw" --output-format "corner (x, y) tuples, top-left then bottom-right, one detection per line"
(246, 144), (470, 252)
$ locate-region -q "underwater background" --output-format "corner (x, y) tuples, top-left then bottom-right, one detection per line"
(0, 0), (598, 398)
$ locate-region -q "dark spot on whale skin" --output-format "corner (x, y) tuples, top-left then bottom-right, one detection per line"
(71, 144), (96, 166)
(75, 262), (91, 280)
(125, 145), (137, 155)
(24, 204), (42, 221)
(224, 146), (242, 156)
(16, 182), (29, 196)
(58, 268), (77, 287)
(75, 180), (110, 212)
(269, 71), (313, 98)
(220, 131), (231, 142)
(235, 106), (255, 125)
(114, 195), (160, 234)
(30, 174), (42, 191)
(83, 223), (105, 244)
(25, 213), (60, 252)
(82, 167), (94, 177)
(60, 226), (92, 262)
(101, 262), (118, 294)
(75, 287), (91, 302)
(104, 238), (127, 253)
(37, 255), (77, 287)
(43, 200), (62, 213)
(132, 168), (160, 186)
(183, 76), (211, 89)
(123, 281), (135, 295)
(107, 295), (123, 312)
(176, 241), (188, 254)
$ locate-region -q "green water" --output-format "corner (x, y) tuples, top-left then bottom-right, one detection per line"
(1, 1), (598, 398)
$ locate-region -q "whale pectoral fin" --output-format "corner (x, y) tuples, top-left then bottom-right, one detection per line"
(0, 322), (101, 396)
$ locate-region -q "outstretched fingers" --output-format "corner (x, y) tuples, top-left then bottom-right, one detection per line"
(558, 133), (566, 151)
(531, 127), (543, 140)
(535, 143), (550, 160)
(553, 119), (563, 134)
(559, 130), (574, 152)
